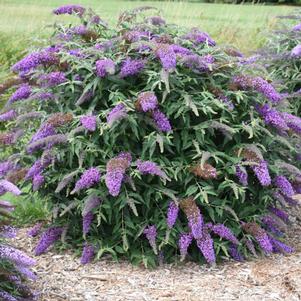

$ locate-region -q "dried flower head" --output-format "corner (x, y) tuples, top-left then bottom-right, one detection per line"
(190, 163), (217, 180)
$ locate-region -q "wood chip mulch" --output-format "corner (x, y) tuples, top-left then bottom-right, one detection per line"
(13, 206), (301, 301)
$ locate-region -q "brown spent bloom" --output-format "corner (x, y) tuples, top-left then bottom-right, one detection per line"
(190, 163), (217, 180)
(46, 112), (73, 127)
(225, 48), (243, 57)
(0, 132), (14, 145)
(82, 30), (99, 42)
(0, 77), (24, 95)
(6, 168), (28, 184)
(106, 157), (130, 172)
(180, 197), (200, 222)
(153, 34), (173, 44)
(241, 222), (265, 237)
(235, 148), (261, 163)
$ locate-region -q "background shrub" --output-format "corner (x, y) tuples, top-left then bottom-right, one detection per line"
(0, 5), (299, 267)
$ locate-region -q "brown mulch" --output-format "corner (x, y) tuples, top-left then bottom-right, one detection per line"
(13, 206), (301, 301)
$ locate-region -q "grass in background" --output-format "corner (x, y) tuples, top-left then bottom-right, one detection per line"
(5, 192), (49, 226)
(0, 0), (293, 54)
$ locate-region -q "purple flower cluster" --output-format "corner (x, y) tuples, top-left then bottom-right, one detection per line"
(292, 23), (301, 31)
(170, 44), (192, 56)
(96, 59), (115, 77)
(261, 215), (283, 236)
(235, 165), (248, 186)
(269, 207), (289, 223)
(0, 225), (17, 238)
(34, 227), (64, 255)
(0, 110), (17, 122)
(257, 104), (288, 132)
(124, 30), (150, 43)
(137, 92), (158, 112)
(156, 44), (177, 71)
(83, 211), (94, 235)
(143, 225), (157, 254)
(11, 50), (58, 73)
(107, 103), (127, 126)
(274, 176), (294, 197)
(0, 161), (16, 177)
(183, 29), (216, 46)
(80, 115), (97, 132)
(211, 224), (239, 244)
(151, 109), (172, 132)
(136, 160), (167, 179)
(120, 58), (145, 78)
(245, 239), (257, 257)
(269, 236), (294, 253)
(72, 167), (101, 194)
(53, 4), (85, 16)
(0, 180), (21, 196)
(71, 25), (88, 36)
(196, 231), (216, 264)
(291, 44), (301, 58)
(25, 155), (52, 181)
(27, 222), (43, 237)
(32, 91), (55, 101)
(32, 173), (44, 191)
(282, 112), (301, 135)
(0, 245), (36, 266)
(0, 290), (18, 301)
(166, 201), (179, 229)
(105, 152), (132, 196)
(39, 72), (67, 87)
(8, 84), (31, 103)
(228, 244), (244, 261)
(233, 75), (281, 103)
(251, 160), (271, 186)
(80, 243), (95, 264)
(178, 232), (193, 261)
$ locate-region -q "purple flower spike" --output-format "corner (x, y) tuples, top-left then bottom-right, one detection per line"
(39, 72), (67, 87)
(257, 104), (288, 132)
(292, 23), (301, 31)
(143, 225), (157, 254)
(82, 195), (101, 217)
(96, 59), (115, 77)
(0, 225), (17, 238)
(178, 232), (193, 261)
(80, 115), (97, 132)
(0, 179), (22, 195)
(251, 160), (271, 186)
(105, 153), (131, 196)
(80, 243), (95, 264)
(83, 212), (94, 235)
(156, 44), (177, 71)
(53, 5), (85, 16)
(196, 231), (216, 264)
(151, 109), (171, 132)
(291, 44), (301, 58)
(136, 160), (168, 179)
(274, 176), (295, 197)
(183, 28), (216, 46)
(228, 244), (244, 261)
(34, 227), (63, 255)
(268, 207), (289, 223)
(27, 222), (43, 237)
(72, 168), (101, 194)
(137, 92), (158, 112)
(0, 245), (36, 266)
(107, 103), (127, 126)
(211, 224), (239, 244)
(8, 84), (31, 103)
(269, 236), (294, 254)
(120, 58), (145, 78)
(166, 201), (179, 229)
(0, 290), (18, 301)
(235, 165), (248, 186)
(32, 173), (44, 191)
(0, 110), (17, 122)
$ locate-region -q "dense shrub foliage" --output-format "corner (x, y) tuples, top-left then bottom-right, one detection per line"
(0, 5), (300, 267)
(0, 199), (36, 301)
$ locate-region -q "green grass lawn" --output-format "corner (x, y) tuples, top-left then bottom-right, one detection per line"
(0, 0), (294, 53)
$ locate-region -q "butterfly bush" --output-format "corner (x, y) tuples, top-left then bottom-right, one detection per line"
(0, 5), (299, 267)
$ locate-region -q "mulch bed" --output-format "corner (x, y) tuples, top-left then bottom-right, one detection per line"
(13, 206), (301, 301)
